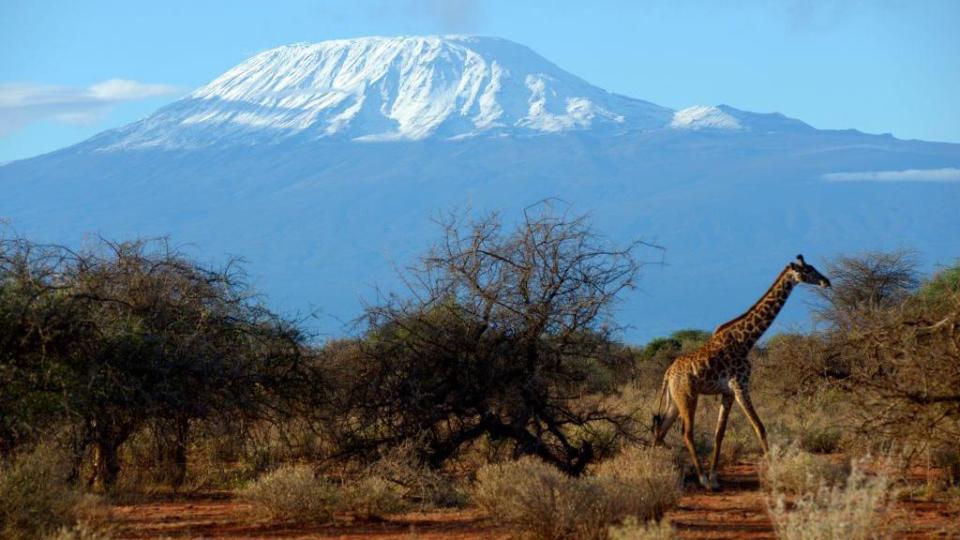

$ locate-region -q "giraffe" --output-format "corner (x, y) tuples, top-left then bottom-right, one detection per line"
(652, 254), (831, 490)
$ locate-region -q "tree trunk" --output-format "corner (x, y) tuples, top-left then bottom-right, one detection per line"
(91, 439), (121, 492)
(88, 421), (130, 492)
(170, 416), (189, 490)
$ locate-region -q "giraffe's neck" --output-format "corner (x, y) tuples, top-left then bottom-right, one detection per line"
(717, 267), (797, 348)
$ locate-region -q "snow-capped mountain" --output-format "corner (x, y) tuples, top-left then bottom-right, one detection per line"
(2, 36), (959, 340)
(90, 36), (671, 150)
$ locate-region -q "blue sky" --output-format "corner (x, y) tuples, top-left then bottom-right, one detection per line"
(1, 0), (958, 162)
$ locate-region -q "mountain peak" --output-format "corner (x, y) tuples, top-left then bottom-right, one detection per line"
(91, 35), (671, 150)
(78, 35), (819, 152)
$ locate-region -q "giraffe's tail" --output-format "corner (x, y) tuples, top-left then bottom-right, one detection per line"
(651, 376), (669, 435)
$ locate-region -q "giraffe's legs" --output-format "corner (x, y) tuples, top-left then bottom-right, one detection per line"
(708, 393), (735, 489)
(654, 403), (679, 445)
(654, 388), (679, 445)
(676, 392), (709, 489)
(732, 382), (769, 454)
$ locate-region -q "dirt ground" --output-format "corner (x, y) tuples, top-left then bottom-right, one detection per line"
(110, 463), (960, 539)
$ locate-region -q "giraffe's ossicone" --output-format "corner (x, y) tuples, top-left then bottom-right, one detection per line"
(652, 254), (830, 490)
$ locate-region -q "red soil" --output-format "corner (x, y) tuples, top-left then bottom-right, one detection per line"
(110, 463), (960, 539)
(111, 500), (510, 539)
(665, 464), (775, 539)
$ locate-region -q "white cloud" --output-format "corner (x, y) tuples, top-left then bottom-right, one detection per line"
(822, 168), (960, 183)
(87, 79), (179, 100)
(0, 79), (180, 136)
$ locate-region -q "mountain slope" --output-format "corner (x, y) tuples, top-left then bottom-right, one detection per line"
(2, 36), (959, 340)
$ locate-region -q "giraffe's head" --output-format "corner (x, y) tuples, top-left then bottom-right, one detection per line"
(789, 254), (831, 288)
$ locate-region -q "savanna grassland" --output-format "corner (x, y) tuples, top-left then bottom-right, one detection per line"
(2, 207), (958, 539)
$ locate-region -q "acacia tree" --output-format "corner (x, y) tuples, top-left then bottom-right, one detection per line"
(803, 253), (960, 482)
(0, 240), (83, 457)
(814, 250), (919, 330)
(0, 236), (311, 489)
(830, 264), (960, 459)
(331, 204), (653, 474)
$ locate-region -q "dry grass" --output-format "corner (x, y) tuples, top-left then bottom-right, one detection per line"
(761, 444), (849, 495)
(44, 522), (114, 540)
(593, 446), (683, 521)
(0, 444), (110, 540)
(474, 457), (594, 539)
(474, 446), (682, 540)
(239, 465), (340, 524)
(360, 442), (465, 509)
(768, 466), (894, 540)
(241, 459), (426, 522)
(762, 443), (897, 539)
(341, 475), (408, 519)
(608, 517), (677, 540)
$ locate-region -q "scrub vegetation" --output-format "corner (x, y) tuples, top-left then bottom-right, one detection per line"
(2, 208), (957, 538)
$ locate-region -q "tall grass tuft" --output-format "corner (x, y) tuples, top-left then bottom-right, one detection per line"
(764, 445), (896, 539)
(762, 444), (849, 495)
(594, 446), (683, 522)
(240, 465), (341, 524)
(768, 467), (893, 540)
(474, 446), (682, 540)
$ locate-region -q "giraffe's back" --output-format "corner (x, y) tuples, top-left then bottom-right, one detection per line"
(666, 346), (745, 396)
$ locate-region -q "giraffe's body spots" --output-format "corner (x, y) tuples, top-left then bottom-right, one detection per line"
(652, 255), (831, 490)
(668, 346), (746, 395)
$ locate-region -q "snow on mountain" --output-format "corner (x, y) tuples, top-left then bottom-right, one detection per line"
(90, 36), (672, 150)
(669, 104), (817, 133)
(76, 36), (820, 151)
(671, 105), (742, 130)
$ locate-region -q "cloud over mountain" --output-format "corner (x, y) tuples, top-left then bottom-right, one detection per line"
(0, 79), (180, 136)
(822, 168), (960, 183)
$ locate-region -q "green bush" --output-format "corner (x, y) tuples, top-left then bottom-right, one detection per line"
(914, 264), (960, 307)
(0, 237), (310, 491)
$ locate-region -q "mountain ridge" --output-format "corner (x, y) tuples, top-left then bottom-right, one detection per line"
(1, 35), (958, 341)
(8, 35), (892, 161)
(82, 35), (674, 150)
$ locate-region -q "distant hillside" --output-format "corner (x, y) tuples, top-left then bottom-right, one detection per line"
(2, 35), (958, 340)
